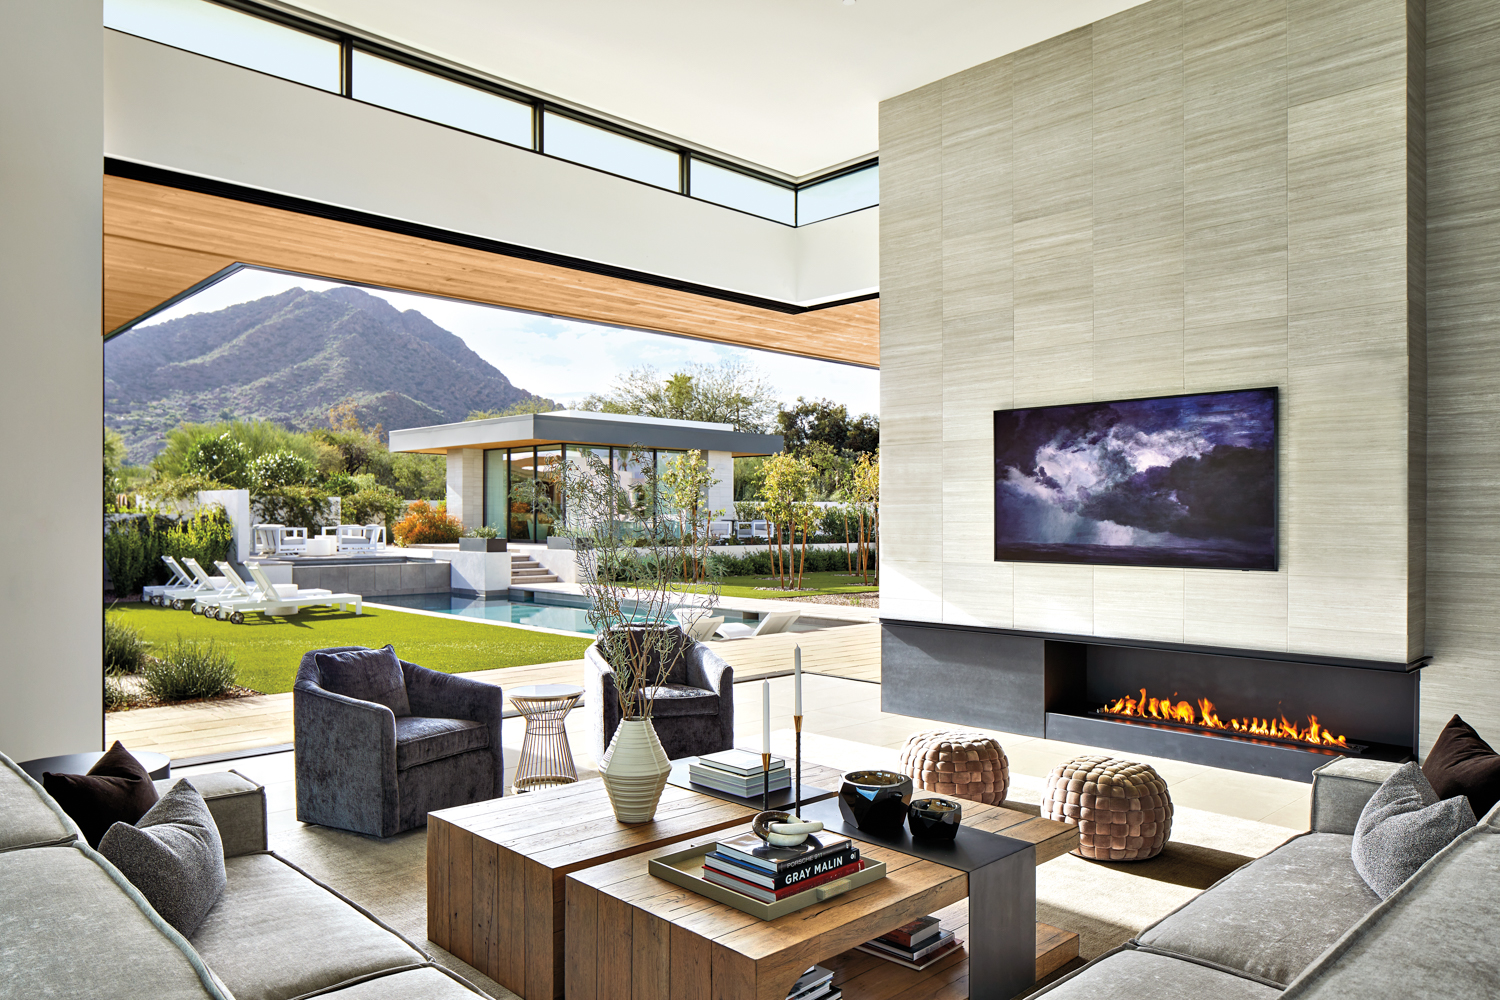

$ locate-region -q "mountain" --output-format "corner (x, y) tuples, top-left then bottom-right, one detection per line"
(105, 286), (551, 462)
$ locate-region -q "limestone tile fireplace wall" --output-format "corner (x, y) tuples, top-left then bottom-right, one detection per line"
(879, 0), (1426, 664)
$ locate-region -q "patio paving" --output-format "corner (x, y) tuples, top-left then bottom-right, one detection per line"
(106, 622), (880, 762)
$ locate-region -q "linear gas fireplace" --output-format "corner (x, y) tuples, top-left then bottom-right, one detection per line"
(881, 622), (1422, 783)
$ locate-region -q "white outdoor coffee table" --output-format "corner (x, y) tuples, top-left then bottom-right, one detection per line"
(508, 683), (584, 793)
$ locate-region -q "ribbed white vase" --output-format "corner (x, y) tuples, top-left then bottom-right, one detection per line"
(599, 717), (672, 823)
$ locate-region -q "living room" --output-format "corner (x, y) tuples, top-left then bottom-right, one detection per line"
(4, 1), (1499, 998)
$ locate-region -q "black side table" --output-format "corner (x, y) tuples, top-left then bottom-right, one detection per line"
(18, 751), (172, 783)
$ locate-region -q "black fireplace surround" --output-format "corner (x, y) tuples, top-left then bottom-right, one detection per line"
(880, 620), (1421, 783)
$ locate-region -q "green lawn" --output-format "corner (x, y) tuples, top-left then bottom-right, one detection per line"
(667, 572), (879, 600)
(106, 602), (593, 696)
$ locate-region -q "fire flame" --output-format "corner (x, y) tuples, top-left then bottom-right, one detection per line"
(1100, 688), (1350, 748)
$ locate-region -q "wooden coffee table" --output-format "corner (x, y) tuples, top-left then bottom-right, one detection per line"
(565, 798), (1081, 1000)
(428, 763), (845, 1000)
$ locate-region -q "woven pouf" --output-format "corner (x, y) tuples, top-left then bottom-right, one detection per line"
(1043, 755), (1173, 861)
(898, 730), (1009, 805)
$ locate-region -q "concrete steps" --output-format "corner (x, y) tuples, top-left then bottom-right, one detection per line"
(511, 554), (559, 584)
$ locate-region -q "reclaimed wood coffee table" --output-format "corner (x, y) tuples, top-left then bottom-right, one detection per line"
(565, 797), (1081, 1000)
(428, 762), (845, 1000)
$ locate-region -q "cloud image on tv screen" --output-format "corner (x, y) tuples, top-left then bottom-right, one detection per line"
(993, 388), (1278, 570)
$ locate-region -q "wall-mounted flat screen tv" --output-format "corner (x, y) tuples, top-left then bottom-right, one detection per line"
(994, 387), (1278, 570)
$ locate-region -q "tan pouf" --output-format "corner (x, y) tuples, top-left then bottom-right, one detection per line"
(1043, 755), (1173, 861)
(898, 730), (1009, 805)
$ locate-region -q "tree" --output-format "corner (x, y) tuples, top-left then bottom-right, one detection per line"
(659, 451), (722, 584)
(756, 453), (812, 590)
(842, 452), (880, 584)
(465, 398), (558, 420)
(576, 360), (779, 432)
(776, 397), (879, 459)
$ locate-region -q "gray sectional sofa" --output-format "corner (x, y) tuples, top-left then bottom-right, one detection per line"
(1030, 756), (1500, 999)
(0, 750), (491, 1000)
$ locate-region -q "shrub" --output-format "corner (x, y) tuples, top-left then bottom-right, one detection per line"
(249, 450), (315, 491)
(104, 615), (149, 675)
(253, 485), (334, 532)
(161, 507), (235, 573)
(104, 676), (131, 711)
(144, 638), (237, 702)
(104, 518), (156, 596)
(393, 500), (463, 546)
(465, 524), (500, 539)
(342, 485), (406, 527)
(184, 432), (252, 490)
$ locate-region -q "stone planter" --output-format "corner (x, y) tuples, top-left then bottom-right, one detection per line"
(459, 537), (507, 552)
(599, 717), (671, 823)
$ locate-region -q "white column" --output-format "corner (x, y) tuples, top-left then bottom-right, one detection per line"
(705, 450), (736, 521)
(445, 449), (485, 529)
(0, 2), (103, 759)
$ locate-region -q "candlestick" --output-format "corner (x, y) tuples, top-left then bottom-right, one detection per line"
(762, 751), (770, 811)
(762, 679), (770, 754)
(794, 713), (803, 817)
(794, 645), (802, 716)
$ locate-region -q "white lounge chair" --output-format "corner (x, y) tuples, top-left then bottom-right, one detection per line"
(672, 607), (725, 641)
(143, 555), (196, 605)
(176, 558), (233, 613)
(196, 562), (360, 623)
(324, 524), (376, 553)
(714, 609), (801, 641)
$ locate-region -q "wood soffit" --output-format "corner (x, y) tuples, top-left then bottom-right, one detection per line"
(102, 175), (880, 367)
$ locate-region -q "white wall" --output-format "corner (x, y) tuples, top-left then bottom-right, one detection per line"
(445, 449), (483, 529)
(0, 2), (104, 760)
(103, 29), (879, 307)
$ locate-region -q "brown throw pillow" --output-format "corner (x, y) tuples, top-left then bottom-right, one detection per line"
(43, 741), (159, 847)
(1423, 715), (1500, 819)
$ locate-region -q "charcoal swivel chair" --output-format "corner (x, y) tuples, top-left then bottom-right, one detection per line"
(294, 645), (504, 837)
(584, 626), (734, 764)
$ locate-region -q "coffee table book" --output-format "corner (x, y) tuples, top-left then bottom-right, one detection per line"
(649, 840), (888, 920)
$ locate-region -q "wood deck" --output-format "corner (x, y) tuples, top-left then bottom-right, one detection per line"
(106, 623), (881, 761)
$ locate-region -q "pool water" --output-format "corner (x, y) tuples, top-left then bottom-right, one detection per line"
(373, 592), (748, 635)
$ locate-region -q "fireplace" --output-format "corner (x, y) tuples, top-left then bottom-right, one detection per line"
(881, 622), (1421, 783)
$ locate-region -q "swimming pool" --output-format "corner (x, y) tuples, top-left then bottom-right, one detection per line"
(372, 592), (749, 635)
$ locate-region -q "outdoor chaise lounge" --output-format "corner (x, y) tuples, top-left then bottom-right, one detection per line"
(672, 607), (725, 641)
(714, 608), (801, 640)
(144, 555), (205, 606)
(194, 561), (360, 623)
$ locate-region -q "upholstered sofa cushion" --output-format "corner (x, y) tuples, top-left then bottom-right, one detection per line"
(321, 966), (492, 998)
(1032, 947), (1281, 1000)
(1351, 762), (1474, 898)
(1280, 806), (1500, 999)
(0, 751), (80, 851)
(315, 645), (411, 717)
(394, 716), (489, 770)
(0, 843), (228, 998)
(189, 852), (425, 1000)
(1422, 714), (1500, 818)
(100, 780), (227, 937)
(1135, 833), (1379, 985)
(42, 741), (160, 847)
(643, 683), (720, 717)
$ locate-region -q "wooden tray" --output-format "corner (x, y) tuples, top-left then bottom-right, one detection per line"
(649, 840), (888, 920)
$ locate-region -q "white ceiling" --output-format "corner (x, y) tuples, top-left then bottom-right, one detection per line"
(292, 0), (1150, 178)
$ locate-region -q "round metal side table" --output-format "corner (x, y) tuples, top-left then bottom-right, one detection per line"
(509, 684), (584, 794)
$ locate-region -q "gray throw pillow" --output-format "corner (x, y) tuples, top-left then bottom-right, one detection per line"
(315, 644), (411, 716)
(1351, 761), (1475, 899)
(99, 780), (226, 937)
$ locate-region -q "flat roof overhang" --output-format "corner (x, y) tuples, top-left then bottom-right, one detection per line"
(388, 412), (783, 457)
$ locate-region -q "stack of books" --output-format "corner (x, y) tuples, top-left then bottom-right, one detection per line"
(785, 965), (839, 1000)
(855, 915), (963, 970)
(689, 749), (790, 798)
(701, 830), (863, 904)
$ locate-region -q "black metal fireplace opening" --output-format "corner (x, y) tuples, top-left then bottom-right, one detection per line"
(881, 621), (1422, 784)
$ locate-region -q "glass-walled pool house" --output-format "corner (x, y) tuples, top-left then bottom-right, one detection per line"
(387, 411), (783, 543)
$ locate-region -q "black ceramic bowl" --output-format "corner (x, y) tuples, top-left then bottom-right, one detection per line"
(908, 796), (963, 842)
(838, 769), (914, 834)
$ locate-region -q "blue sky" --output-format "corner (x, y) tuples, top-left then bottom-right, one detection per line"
(138, 267), (880, 416)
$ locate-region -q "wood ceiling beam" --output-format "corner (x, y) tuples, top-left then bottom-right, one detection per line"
(102, 176), (879, 367)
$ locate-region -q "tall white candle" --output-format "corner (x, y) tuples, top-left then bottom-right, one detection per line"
(762, 680), (771, 756)
(794, 645), (802, 716)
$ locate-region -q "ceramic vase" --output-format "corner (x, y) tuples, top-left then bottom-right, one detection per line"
(599, 717), (671, 823)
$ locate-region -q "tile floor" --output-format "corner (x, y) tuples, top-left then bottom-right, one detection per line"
(182, 671), (1311, 834)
